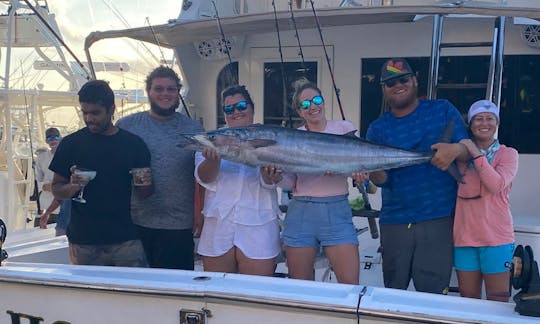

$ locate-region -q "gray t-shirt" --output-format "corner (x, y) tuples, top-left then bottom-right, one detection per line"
(117, 111), (204, 229)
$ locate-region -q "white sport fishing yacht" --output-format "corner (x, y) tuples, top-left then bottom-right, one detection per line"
(1, 1), (540, 323)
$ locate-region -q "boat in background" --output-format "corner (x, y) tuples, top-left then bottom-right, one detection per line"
(0, 0), (148, 233)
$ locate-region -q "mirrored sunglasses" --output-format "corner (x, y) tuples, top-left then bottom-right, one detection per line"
(300, 95), (324, 110)
(223, 101), (248, 115)
(46, 135), (61, 142)
(382, 75), (412, 88)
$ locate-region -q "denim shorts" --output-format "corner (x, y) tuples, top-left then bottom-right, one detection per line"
(282, 195), (358, 248)
(454, 243), (514, 274)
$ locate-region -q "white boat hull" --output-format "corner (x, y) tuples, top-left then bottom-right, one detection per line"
(1, 262), (538, 324)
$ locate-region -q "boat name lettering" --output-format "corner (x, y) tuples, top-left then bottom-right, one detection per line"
(5, 310), (71, 324)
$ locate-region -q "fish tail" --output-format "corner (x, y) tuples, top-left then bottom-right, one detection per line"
(439, 119), (455, 143)
(447, 162), (464, 183)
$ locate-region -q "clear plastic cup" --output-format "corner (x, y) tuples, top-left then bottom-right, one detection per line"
(130, 167), (152, 186)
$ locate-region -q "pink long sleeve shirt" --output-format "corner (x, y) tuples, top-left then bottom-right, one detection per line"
(453, 145), (519, 247)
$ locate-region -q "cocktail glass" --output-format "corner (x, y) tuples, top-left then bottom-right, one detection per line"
(72, 168), (97, 203)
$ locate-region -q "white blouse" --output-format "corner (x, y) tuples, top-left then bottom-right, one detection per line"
(195, 152), (280, 226)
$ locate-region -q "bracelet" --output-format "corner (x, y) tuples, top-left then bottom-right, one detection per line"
(472, 155), (483, 160)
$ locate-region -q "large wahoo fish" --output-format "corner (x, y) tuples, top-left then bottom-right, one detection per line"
(178, 125), (435, 174)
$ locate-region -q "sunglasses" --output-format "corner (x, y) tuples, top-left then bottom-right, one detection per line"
(382, 75), (412, 88)
(300, 95), (324, 110)
(151, 86), (178, 94)
(223, 101), (249, 115)
(46, 135), (61, 142)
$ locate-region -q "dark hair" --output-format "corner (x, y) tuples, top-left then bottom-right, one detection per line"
(45, 127), (60, 137)
(291, 80), (322, 110)
(78, 80), (115, 111)
(221, 85), (254, 108)
(145, 66), (182, 93)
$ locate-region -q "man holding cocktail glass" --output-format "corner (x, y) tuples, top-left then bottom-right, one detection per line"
(50, 80), (152, 267)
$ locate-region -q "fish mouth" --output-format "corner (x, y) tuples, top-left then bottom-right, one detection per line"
(177, 133), (212, 150)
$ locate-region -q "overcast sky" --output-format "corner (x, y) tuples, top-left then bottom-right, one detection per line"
(45, 0), (183, 89)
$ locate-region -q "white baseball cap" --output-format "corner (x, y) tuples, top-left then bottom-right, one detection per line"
(468, 100), (499, 123)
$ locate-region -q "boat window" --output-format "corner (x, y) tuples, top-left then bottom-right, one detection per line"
(216, 62), (239, 128)
(360, 55), (540, 154)
(263, 61), (318, 128)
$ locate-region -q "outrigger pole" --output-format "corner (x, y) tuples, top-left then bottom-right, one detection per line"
(22, 0), (91, 81)
(308, 0), (345, 121)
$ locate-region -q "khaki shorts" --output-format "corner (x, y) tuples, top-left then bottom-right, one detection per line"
(69, 239), (147, 267)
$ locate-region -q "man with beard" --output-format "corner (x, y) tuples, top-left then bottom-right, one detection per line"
(365, 58), (469, 294)
(117, 66), (204, 270)
(50, 80), (151, 266)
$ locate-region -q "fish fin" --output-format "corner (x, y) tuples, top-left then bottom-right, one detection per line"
(247, 139), (277, 148)
(447, 162), (464, 183)
(343, 130), (358, 137)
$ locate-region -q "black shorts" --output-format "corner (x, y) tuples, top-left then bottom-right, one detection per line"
(380, 216), (454, 294)
(137, 226), (194, 270)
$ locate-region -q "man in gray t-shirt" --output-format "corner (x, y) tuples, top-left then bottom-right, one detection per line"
(117, 66), (203, 269)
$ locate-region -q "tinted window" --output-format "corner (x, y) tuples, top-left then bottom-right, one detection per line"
(361, 55), (540, 153)
(263, 61), (317, 128)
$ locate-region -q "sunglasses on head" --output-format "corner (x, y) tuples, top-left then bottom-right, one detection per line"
(223, 101), (249, 115)
(300, 95), (324, 110)
(46, 135), (61, 142)
(382, 74), (412, 88)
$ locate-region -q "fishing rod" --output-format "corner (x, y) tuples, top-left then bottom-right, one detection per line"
(271, 1), (292, 128)
(146, 16), (192, 118)
(288, 1), (307, 72)
(21, 0), (91, 81)
(145, 17), (168, 67)
(308, 0), (345, 121)
(211, 0), (238, 85)
(19, 61), (41, 220)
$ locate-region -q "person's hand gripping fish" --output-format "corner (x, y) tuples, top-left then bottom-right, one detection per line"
(260, 164), (283, 185)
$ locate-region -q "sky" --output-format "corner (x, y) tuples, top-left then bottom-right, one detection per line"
(47, 0), (183, 89)
(48, 0), (181, 56)
(2, 0), (183, 92)
(1, 0), (183, 130)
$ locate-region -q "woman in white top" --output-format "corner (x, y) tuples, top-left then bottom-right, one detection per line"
(195, 85), (282, 276)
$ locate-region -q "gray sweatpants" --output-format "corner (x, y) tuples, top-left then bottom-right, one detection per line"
(379, 216), (453, 294)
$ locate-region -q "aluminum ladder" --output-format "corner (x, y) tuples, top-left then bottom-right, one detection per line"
(427, 14), (506, 108)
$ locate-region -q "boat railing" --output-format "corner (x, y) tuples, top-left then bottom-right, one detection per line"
(178, 0), (533, 21)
